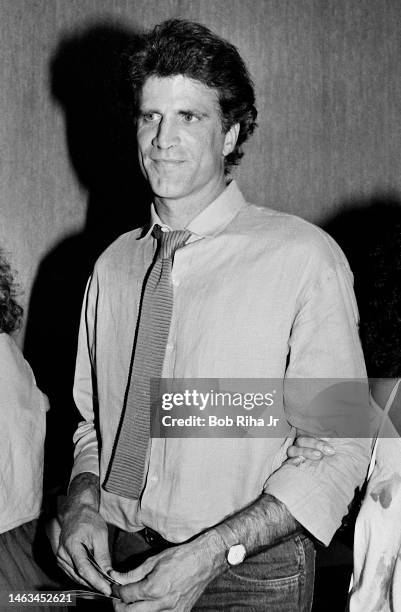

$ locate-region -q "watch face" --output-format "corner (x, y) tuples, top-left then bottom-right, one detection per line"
(227, 543), (246, 566)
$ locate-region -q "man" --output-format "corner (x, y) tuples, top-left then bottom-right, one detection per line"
(56, 19), (369, 611)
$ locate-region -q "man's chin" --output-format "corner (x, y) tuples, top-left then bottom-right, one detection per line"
(150, 179), (189, 201)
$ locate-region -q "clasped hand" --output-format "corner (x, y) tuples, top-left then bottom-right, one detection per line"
(56, 502), (113, 595)
(111, 532), (224, 611)
(55, 502), (222, 610)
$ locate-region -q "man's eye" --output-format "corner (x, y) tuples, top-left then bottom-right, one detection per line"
(181, 112), (199, 123)
(142, 112), (160, 122)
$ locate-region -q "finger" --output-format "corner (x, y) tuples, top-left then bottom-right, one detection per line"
(111, 557), (157, 585)
(113, 601), (154, 612)
(116, 580), (154, 604)
(72, 547), (112, 595)
(111, 568), (147, 586)
(294, 436), (321, 449)
(295, 436), (335, 455)
(92, 532), (113, 572)
(46, 517), (61, 555)
(114, 597), (167, 611)
(57, 547), (88, 585)
(57, 556), (90, 588)
(122, 601), (167, 611)
(288, 445), (308, 457)
(320, 441), (335, 455)
(288, 446), (323, 460)
(289, 455), (306, 466)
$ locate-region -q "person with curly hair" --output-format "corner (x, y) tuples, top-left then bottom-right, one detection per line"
(0, 252), (23, 334)
(54, 19), (369, 611)
(0, 250), (57, 604)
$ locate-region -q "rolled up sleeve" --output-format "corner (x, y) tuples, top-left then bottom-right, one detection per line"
(265, 250), (371, 545)
(70, 275), (100, 481)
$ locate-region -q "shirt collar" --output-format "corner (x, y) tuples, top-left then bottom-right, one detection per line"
(138, 180), (248, 240)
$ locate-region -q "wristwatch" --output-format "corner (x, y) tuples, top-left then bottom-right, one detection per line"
(227, 543), (246, 566)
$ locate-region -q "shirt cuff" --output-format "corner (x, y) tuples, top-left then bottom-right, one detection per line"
(70, 454), (99, 484)
(70, 421), (100, 483)
(264, 462), (346, 546)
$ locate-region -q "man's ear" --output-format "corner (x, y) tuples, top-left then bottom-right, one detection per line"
(223, 123), (240, 157)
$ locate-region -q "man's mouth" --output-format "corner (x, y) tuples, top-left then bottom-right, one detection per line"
(152, 159), (184, 165)
(151, 159), (185, 172)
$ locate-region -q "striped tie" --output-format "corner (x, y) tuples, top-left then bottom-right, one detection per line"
(103, 225), (191, 499)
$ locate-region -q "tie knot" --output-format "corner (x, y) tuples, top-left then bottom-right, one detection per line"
(153, 225), (192, 260)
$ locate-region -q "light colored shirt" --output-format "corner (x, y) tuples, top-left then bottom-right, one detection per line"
(71, 180), (370, 546)
(0, 333), (48, 533)
(349, 382), (401, 611)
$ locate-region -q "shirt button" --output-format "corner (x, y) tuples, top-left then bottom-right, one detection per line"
(149, 474), (158, 483)
(166, 343), (173, 351)
(173, 278), (180, 287)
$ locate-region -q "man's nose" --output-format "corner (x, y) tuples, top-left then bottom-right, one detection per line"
(152, 116), (179, 149)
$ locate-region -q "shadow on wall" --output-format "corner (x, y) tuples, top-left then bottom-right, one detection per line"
(320, 192), (401, 375)
(24, 22), (152, 496)
(312, 193), (401, 612)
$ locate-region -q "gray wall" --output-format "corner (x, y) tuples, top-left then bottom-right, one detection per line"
(1, 0), (401, 343)
(2, 0), (400, 489)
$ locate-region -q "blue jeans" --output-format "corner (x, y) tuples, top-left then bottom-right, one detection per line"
(111, 529), (315, 611)
(193, 534), (315, 611)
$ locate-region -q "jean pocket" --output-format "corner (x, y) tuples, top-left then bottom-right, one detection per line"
(227, 534), (311, 586)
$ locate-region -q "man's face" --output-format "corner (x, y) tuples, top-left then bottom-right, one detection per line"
(137, 75), (236, 206)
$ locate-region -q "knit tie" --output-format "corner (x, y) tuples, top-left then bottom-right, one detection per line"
(103, 225), (191, 499)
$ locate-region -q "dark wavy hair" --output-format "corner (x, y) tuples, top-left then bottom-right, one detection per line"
(0, 250), (23, 334)
(360, 222), (401, 377)
(126, 19), (258, 172)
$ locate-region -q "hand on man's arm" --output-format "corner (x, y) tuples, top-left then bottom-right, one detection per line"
(56, 472), (112, 595)
(111, 492), (300, 611)
(287, 434), (336, 464)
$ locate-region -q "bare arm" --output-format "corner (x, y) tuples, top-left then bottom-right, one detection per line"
(214, 491), (301, 553)
(64, 471), (99, 510)
(112, 492), (301, 611)
(57, 472), (112, 595)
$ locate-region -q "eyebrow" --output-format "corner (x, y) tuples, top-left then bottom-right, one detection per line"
(138, 107), (210, 118)
(179, 108), (210, 116)
(138, 108), (159, 114)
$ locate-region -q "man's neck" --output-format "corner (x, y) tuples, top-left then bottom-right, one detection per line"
(154, 179), (228, 229)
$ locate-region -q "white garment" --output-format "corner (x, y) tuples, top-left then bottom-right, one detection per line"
(349, 379), (401, 612)
(0, 333), (48, 533)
